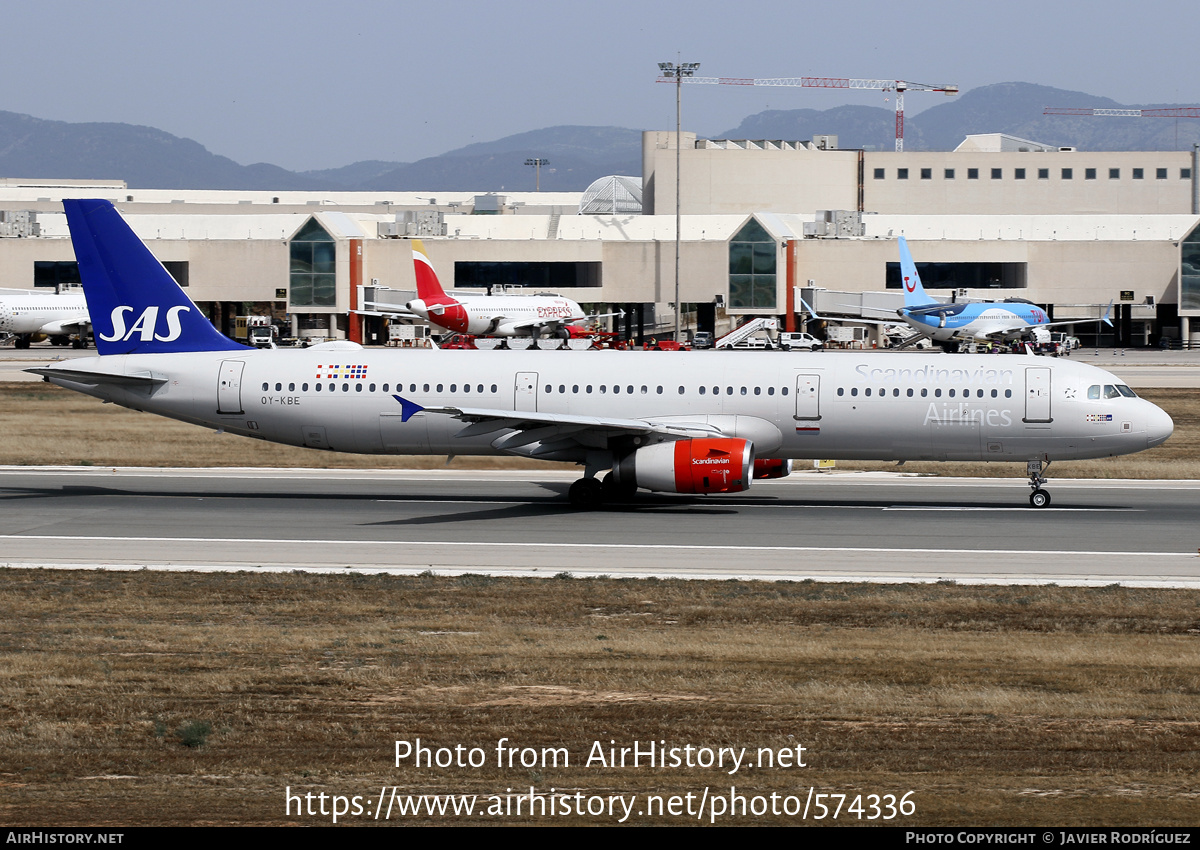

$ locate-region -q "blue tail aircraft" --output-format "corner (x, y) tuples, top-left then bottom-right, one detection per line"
(891, 236), (1111, 350)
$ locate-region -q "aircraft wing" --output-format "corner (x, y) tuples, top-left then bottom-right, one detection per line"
(47, 317), (91, 331)
(395, 396), (722, 457)
(502, 316), (571, 332)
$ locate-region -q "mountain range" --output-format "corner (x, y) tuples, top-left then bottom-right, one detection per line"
(1, 83), (1196, 193)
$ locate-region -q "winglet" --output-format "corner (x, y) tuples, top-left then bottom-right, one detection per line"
(62, 199), (247, 355)
(898, 236), (931, 307)
(1101, 300), (1114, 327)
(393, 395), (425, 422)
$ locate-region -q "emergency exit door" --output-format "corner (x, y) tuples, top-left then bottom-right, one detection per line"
(217, 360), (245, 415)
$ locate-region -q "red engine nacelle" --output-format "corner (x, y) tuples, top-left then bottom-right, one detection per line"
(753, 458), (793, 480)
(613, 438), (753, 494)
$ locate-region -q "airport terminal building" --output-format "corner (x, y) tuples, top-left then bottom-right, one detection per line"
(1, 129), (1199, 346)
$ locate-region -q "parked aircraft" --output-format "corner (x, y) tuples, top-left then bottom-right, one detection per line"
(31, 200), (1172, 509)
(405, 240), (590, 340)
(889, 236), (1111, 349)
(0, 288), (91, 348)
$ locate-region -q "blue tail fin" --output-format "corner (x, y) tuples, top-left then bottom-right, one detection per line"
(63, 199), (247, 355)
(898, 236), (932, 307)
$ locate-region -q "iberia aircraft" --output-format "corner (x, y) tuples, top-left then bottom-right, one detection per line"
(888, 236), (1112, 350)
(31, 200), (1172, 509)
(0, 288), (90, 348)
(405, 240), (590, 340)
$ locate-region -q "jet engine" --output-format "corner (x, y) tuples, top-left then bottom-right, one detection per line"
(753, 458), (793, 479)
(612, 438), (753, 494)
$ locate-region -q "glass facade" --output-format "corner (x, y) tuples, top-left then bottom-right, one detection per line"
(289, 218), (336, 307)
(1182, 222), (1200, 312)
(728, 219), (777, 310)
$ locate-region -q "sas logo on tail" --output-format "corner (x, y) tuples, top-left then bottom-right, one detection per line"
(100, 306), (190, 343)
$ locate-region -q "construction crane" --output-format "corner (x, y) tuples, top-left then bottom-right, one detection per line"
(1044, 107), (1200, 119)
(656, 75), (959, 151)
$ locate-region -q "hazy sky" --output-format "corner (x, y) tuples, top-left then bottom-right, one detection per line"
(7, 0), (1197, 171)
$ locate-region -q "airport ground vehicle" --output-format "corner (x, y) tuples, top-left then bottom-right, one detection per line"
(1051, 333), (1080, 353)
(32, 200), (1173, 511)
(234, 316), (277, 349)
(777, 332), (822, 351)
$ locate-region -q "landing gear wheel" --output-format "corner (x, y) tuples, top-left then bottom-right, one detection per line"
(601, 471), (637, 501)
(1029, 489), (1051, 509)
(568, 477), (604, 509)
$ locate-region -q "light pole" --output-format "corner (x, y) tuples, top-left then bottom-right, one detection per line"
(658, 61), (699, 343)
(525, 158), (549, 192)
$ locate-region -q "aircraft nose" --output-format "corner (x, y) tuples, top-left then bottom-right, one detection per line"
(1146, 403), (1174, 449)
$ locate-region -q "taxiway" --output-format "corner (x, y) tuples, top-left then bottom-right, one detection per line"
(1, 467), (1196, 587)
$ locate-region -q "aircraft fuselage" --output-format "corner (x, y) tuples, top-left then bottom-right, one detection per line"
(45, 349), (1171, 464)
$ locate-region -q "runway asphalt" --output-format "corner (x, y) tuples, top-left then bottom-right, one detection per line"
(1, 467), (1196, 587)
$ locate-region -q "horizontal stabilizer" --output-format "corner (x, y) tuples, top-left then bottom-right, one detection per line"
(26, 366), (168, 387)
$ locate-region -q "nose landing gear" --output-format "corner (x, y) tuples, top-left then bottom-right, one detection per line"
(1027, 459), (1051, 508)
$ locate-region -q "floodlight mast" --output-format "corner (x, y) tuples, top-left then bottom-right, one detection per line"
(658, 61), (700, 344)
(524, 157), (549, 191)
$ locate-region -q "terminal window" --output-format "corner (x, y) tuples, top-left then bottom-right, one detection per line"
(1062, 168), (1073, 179)
(1085, 168), (1097, 179)
(1183, 169), (1193, 179)
(728, 219), (776, 311)
(897, 168), (909, 179)
(1157, 168), (1168, 179)
(920, 168), (932, 180)
(944, 168), (955, 179)
(967, 168), (979, 179)
(991, 168), (1002, 179)
(33, 261), (81, 288)
(1015, 168), (1026, 180)
(886, 261), (1026, 290)
(1038, 168), (1049, 179)
(873, 168), (885, 179)
(1133, 168), (1144, 179)
(289, 217), (336, 307)
(1182, 222), (1200, 311)
(1109, 168), (1120, 179)
(455, 262), (600, 289)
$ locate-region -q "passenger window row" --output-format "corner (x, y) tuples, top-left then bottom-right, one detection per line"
(836, 386), (1014, 399)
(261, 381), (501, 394)
(540, 384), (792, 396)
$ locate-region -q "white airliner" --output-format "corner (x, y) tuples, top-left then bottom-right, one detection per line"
(31, 200), (1172, 509)
(0, 288), (91, 348)
(880, 237), (1112, 350)
(404, 240), (589, 340)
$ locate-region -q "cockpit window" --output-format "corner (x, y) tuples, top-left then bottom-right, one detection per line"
(1116, 385), (1137, 398)
(1087, 385), (1100, 399)
(1103, 385), (1120, 399)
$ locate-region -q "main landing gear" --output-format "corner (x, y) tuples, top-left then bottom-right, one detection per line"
(1027, 459), (1051, 508)
(568, 472), (637, 509)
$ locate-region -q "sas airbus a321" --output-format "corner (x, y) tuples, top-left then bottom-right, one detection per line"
(32, 200), (1172, 509)
(887, 236), (1111, 350)
(404, 240), (591, 340)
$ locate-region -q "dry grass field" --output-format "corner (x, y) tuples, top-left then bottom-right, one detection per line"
(1, 571), (1198, 826)
(1, 382), (1198, 826)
